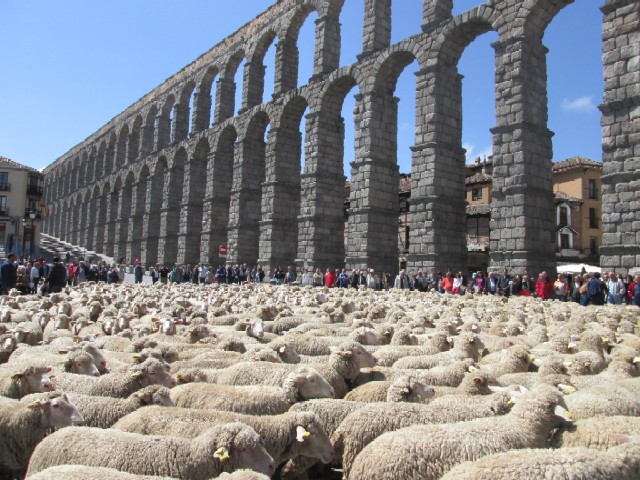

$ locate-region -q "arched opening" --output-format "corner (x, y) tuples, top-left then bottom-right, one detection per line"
(141, 106), (157, 156)
(178, 138), (209, 264)
(259, 96), (308, 272)
(391, 0), (422, 43)
(260, 32), (278, 103)
(142, 157), (167, 266)
(176, 81), (196, 142)
(294, 8), (318, 87)
(128, 116), (143, 164)
(234, 58), (248, 115)
(105, 134), (116, 176)
(116, 125), (129, 170)
(228, 111), (270, 265)
(128, 165), (149, 263)
(156, 95), (175, 150)
(201, 126), (236, 265)
(158, 149), (186, 264)
(339, 0), (365, 67)
(545, 2), (602, 163)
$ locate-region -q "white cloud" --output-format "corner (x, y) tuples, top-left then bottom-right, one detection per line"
(561, 96), (597, 113)
(464, 143), (492, 164)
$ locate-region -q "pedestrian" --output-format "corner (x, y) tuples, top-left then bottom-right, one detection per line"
(553, 273), (568, 301)
(30, 261), (41, 293)
(324, 267), (337, 288)
(498, 268), (511, 297)
(485, 271), (498, 295)
(134, 260), (143, 284)
(1, 254), (17, 295)
(570, 275), (582, 303)
(45, 257), (67, 293)
(535, 271), (553, 300)
(313, 268), (324, 287)
(394, 270), (410, 289)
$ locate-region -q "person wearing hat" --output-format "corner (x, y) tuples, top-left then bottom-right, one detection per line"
(45, 257), (67, 293)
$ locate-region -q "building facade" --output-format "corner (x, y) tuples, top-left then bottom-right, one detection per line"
(0, 156), (45, 258)
(41, 0), (639, 275)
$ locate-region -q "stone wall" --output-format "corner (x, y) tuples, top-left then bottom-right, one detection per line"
(42, 0), (638, 275)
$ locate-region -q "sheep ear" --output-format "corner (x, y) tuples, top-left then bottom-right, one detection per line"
(472, 376), (483, 385)
(11, 373), (24, 380)
(296, 426), (311, 443)
(130, 371), (143, 380)
(214, 446), (230, 462)
(134, 391), (153, 404)
(339, 350), (353, 359)
(27, 399), (47, 409)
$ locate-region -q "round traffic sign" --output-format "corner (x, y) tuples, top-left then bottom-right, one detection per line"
(219, 244), (228, 256)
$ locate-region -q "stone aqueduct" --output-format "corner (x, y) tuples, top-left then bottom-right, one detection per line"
(43, 0), (639, 275)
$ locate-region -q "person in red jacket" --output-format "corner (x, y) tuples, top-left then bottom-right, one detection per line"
(324, 267), (337, 288)
(535, 271), (553, 299)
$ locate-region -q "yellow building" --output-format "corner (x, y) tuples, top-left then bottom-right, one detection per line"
(552, 157), (603, 263)
(0, 156), (45, 259)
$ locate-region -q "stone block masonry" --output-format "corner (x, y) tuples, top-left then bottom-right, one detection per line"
(42, 0), (639, 276)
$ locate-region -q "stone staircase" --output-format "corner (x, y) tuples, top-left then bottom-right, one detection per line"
(39, 233), (114, 264)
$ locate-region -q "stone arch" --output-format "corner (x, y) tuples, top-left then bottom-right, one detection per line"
(96, 140), (106, 180)
(71, 157), (81, 193)
(86, 146), (97, 185)
(277, 4), (318, 92)
(176, 80), (196, 141)
(78, 152), (89, 190)
(227, 111), (270, 264)
(158, 148), (187, 264)
(141, 156), (167, 265)
(200, 125), (237, 264)
(193, 65), (219, 132)
(104, 133), (117, 176)
(245, 29), (279, 108)
(141, 105), (158, 156)
(115, 124), (129, 170)
(177, 137), (210, 264)
(156, 95), (176, 150)
(216, 50), (246, 121)
(259, 95), (309, 271)
(516, 0), (574, 40)
(128, 116), (143, 164)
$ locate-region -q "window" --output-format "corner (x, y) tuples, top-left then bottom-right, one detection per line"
(0, 172), (8, 191)
(590, 238), (598, 257)
(471, 188), (483, 201)
(559, 206), (568, 226)
(589, 208), (598, 228)
(560, 234), (570, 249)
(0, 196), (6, 215)
(588, 179), (597, 199)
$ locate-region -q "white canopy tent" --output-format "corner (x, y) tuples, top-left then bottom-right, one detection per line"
(557, 263), (602, 274)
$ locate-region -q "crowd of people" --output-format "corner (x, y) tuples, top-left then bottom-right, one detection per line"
(0, 253), (639, 307)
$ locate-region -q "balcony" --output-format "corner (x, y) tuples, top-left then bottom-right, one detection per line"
(27, 184), (43, 196)
(0, 183), (10, 192)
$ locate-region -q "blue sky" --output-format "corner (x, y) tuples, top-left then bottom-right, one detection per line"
(0, 0), (603, 176)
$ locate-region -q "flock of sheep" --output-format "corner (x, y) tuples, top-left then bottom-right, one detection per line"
(0, 280), (639, 480)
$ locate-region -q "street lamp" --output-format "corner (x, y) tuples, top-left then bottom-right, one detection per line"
(22, 210), (36, 259)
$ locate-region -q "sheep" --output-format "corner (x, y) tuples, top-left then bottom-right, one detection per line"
(373, 332), (451, 366)
(51, 357), (176, 397)
(563, 381), (640, 419)
(0, 334), (17, 363)
(0, 392), (84, 477)
(26, 465), (177, 480)
(0, 364), (54, 398)
(114, 408), (332, 468)
(36, 385), (173, 428)
(430, 371), (496, 398)
(391, 333), (484, 369)
(213, 340), (375, 399)
(476, 344), (534, 377)
(11, 321), (43, 346)
(439, 437), (640, 480)
(347, 385), (573, 479)
(568, 352), (640, 389)
(344, 375), (435, 403)
(331, 390), (514, 476)
(170, 367), (334, 414)
(276, 332), (337, 356)
(551, 415), (640, 450)
(26, 423), (276, 479)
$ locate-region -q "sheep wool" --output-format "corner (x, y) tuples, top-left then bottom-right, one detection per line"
(26, 423), (275, 479)
(26, 465), (177, 480)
